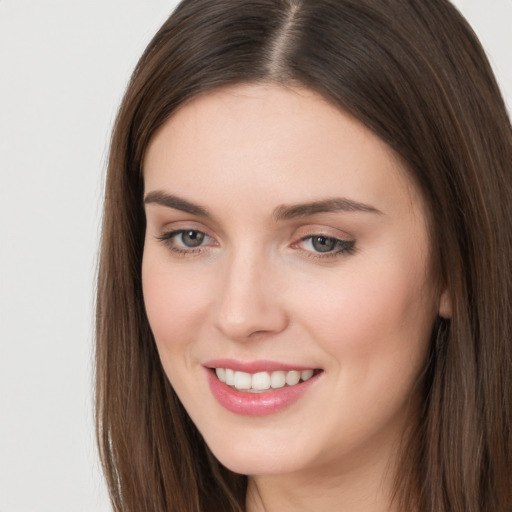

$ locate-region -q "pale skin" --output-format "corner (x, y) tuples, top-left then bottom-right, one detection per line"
(142, 83), (451, 511)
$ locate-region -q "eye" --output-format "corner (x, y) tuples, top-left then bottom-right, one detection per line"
(298, 235), (355, 257)
(309, 235), (339, 253)
(176, 230), (206, 247)
(157, 229), (214, 254)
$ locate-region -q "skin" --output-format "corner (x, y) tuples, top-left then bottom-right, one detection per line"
(142, 83), (449, 511)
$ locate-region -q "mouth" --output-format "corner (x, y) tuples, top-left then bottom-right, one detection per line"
(213, 367), (321, 393)
(203, 359), (323, 415)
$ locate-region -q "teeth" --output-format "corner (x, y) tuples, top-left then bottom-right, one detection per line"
(270, 370), (286, 389)
(233, 371), (252, 390)
(225, 368), (235, 385)
(301, 369), (314, 381)
(285, 370), (301, 386)
(252, 371), (271, 391)
(214, 368), (317, 392)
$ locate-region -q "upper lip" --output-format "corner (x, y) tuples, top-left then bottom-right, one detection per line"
(203, 359), (318, 373)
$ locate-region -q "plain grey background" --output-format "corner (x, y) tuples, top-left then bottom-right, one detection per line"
(0, 1), (510, 511)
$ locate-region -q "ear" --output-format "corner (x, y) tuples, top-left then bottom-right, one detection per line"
(438, 288), (452, 319)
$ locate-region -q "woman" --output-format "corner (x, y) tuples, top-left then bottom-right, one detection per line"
(95, 0), (512, 510)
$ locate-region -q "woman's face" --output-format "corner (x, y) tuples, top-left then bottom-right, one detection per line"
(142, 83), (444, 478)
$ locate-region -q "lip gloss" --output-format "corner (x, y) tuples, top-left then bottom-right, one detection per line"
(205, 367), (321, 416)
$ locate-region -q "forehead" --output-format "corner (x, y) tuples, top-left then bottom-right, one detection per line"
(143, 83), (423, 221)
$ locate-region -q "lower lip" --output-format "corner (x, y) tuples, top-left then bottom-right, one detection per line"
(206, 369), (322, 416)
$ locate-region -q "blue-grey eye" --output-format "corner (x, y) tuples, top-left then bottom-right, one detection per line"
(180, 230), (205, 247)
(311, 236), (338, 252)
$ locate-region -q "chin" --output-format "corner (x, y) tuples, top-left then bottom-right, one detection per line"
(212, 447), (300, 476)
(200, 426), (314, 476)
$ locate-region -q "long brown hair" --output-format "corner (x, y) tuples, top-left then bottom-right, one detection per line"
(96, 1), (512, 510)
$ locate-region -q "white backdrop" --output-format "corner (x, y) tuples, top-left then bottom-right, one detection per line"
(0, 1), (510, 511)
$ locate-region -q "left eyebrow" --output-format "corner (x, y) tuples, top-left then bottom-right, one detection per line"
(273, 198), (382, 221)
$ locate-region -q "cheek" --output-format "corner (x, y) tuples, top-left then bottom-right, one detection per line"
(288, 258), (436, 451)
(295, 255), (436, 370)
(141, 251), (212, 355)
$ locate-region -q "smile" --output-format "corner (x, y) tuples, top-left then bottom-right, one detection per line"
(205, 362), (323, 416)
(215, 368), (316, 393)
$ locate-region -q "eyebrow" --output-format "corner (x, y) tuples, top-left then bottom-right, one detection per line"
(144, 190), (382, 220)
(144, 191), (211, 218)
(273, 198), (382, 221)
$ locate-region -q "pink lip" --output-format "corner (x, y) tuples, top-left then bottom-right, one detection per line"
(205, 366), (322, 416)
(204, 358), (316, 373)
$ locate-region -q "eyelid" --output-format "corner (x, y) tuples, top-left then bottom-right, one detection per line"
(299, 235), (354, 254)
(290, 225), (356, 259)
(155, 225), (219, 256)
(153, 222), (356, 259)
(292, 235), (355, 257)
(292, 225), (355, 248)
(292, 223), (353, 239)
(159, 229), (212, 244)
(152, 217), (218, 239)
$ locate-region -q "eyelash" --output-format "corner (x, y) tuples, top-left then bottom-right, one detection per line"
(156, 229), (215, 256)
(156, 229), (356, 259)
(296, 235), (356, 259)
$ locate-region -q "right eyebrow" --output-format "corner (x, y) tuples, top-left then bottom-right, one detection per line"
(144, 190), (211, 218)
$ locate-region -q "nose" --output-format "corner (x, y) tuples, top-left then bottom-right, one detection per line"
(213, 248), (289, 341)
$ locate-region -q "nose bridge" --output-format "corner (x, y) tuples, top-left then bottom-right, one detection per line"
(214, 242), (287, 340)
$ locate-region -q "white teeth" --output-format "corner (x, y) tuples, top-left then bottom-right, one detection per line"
(225, 368), (235, 386)
(234, 371), (252, 390)
(285, 370), (301, 386)
(252, 371), (271, 391)
(301, 369), (314, 381)
(270, 371), (286, 389)
(215, 368), (317, 392)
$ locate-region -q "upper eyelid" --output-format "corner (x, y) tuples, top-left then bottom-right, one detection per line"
(160, 228), (214, 243)
(295, 235), (356, 259)
(293, 223), (353, 238)
(154, 221), (217, 239)
(156, 229), (214, 255)
(295, 234), (355, 249)
(148, 211), (354, 237)
(157, 229), (354, 257)
(155, 224), (355, 246)
(293, 229), (355, 243)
